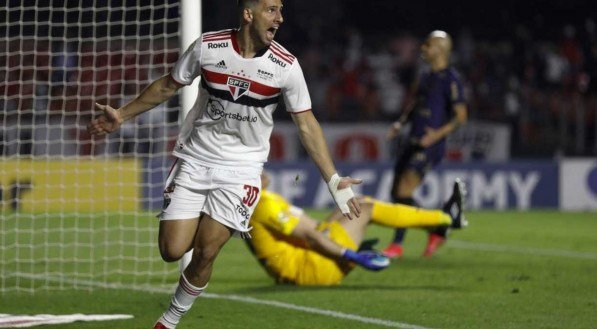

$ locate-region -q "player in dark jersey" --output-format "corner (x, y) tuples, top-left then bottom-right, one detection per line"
(382, 30), (468, 259)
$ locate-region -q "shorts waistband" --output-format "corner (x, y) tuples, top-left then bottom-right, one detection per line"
(173, 154), (263, 175)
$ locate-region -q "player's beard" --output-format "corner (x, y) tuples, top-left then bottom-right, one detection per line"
(250, 26), (272, 49)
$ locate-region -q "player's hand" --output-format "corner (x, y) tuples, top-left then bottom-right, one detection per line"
(419, 126), (439, 148)
(342, 249), (390, 271)
(87, 103), (124, 136)
(327, 174), (362, 220)
(386, 121), (402, 140)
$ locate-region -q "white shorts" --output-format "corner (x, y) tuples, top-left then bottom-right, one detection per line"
(157, 159), (262, 236)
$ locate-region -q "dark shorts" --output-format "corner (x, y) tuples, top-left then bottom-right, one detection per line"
(392, 141), (444, 179)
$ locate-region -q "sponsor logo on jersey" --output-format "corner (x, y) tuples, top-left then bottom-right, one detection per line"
(206, 99), (258, 123)
(227, 76), (251, 100)
(235, 203), (251, 220)
(208, 42), (228, 49)
(215, 60), (227, 69)
(268, 53), (287, 67)
(257, 69), (274, 81)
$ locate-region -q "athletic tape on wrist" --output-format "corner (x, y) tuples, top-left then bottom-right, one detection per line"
(327, 173), (354, 214)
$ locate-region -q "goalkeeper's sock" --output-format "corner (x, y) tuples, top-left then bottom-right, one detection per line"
(390, 197), (416, 244)
(370, 200), (451, 228)
(159, 273), (207, 329)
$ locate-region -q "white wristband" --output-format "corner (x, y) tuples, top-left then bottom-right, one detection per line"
(327, 173), (354, 214)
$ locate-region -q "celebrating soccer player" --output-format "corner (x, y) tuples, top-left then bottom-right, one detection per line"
(88, 1), (361, 328)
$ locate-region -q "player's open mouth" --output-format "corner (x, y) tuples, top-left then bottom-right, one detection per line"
(266, 27), (277, 40)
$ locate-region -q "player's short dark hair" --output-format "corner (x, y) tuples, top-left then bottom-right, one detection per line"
(237, 0), (259, 13)
(237, 0), (261, 20)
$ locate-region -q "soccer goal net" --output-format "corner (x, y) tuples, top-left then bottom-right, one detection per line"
(1, 1), (182, 293)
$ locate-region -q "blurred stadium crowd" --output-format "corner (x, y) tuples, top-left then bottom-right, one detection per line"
(291, 23), (597, 157)
(1, 0), (596, 158)
(266, 0), (597, 158)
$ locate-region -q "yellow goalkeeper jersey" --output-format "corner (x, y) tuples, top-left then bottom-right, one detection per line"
(249, 190), (356, 285)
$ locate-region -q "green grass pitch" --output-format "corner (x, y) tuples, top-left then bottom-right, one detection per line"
(1, 210), (596, 329)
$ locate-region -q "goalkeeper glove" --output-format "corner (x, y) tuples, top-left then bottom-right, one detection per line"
(342, 249), (390, 271)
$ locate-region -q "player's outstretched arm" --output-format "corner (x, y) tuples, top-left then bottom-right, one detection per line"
(290, 216), (345, 259)
(87, 74), (182, 136)
(291, 111), (362, 219)
(289, 215), (388, 271)
(87, 103), (123, 136)
(386, 99), (416, 140)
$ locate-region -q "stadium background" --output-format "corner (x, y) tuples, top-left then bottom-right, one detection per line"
(2, 0), (596, 212)
(1, 1), (596, 328)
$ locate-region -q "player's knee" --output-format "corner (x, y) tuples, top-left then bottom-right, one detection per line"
(193, 246), (220, 265)
(158, 243), (186, 262)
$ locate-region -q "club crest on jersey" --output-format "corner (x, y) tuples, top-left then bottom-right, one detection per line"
(227, 77), (251, 100)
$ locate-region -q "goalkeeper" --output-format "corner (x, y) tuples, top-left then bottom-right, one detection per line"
(245, 173), (466, 285)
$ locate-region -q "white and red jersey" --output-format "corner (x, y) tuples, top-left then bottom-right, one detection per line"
(170, 29), (311, 171)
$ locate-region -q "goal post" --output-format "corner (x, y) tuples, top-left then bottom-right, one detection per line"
(180, 0), (203, 123)
(1, 1), (201, 293)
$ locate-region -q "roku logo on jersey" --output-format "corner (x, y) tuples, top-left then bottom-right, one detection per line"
(268, 53), (286, 67)
(207, 42), (228, 49)
(206, 99), (258, 123)
(227, 77), (251, 100)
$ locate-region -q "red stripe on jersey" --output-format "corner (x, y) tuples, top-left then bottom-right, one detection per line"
(203, 30), (232, 39)
(289, 108), (312, 114)
(203, 33), (232, 42)
(169, 73), (187, 87)
(203, 35), (230, 41)
(271, 42), (295, 60)
(165, 159), (179, 179)
(203, 35), (231, 41)
(231, 30), (240, 54)
(202, 68), (281, 97)
(203, 37), (231, 43)
(269, 47), (294, 64)
(269, 48), (293, 64)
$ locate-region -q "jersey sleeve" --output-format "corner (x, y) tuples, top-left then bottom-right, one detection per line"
(170, 38), (202, 86)
(449, 72), (465, 105)
(252, 192), (300, 236)
(282, 61), (312, 113)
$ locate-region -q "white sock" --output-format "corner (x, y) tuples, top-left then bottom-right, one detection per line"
(179, 249), (193, 274)
(158, 273), (207, 329)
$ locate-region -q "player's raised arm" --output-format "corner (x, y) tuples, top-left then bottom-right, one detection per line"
(88, 73), (183, 136)
(290, 110), (362, 219)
